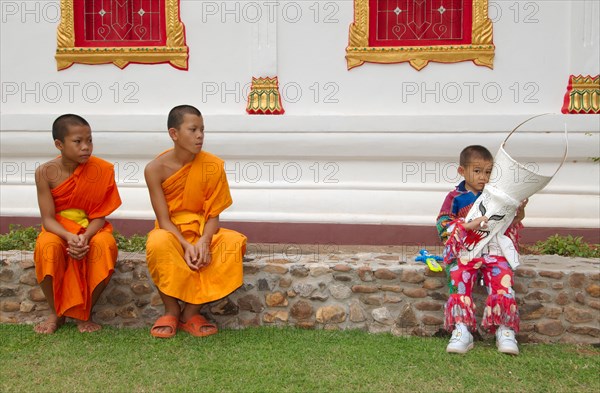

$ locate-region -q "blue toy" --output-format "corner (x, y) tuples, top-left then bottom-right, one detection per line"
(415, 249), (443, 272)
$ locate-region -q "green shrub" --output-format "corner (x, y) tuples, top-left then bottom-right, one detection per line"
(0, 224), (40, 251)
(533, 234), (599, 258)
(0, 225), (147, 252)
(114, 232), (147, 252)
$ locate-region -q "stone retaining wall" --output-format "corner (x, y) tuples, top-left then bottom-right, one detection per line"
(1, 247), (599, 344)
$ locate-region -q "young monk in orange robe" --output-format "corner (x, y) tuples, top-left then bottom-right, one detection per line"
(145, 105), (246, 338)
(33, 114), (121, 334)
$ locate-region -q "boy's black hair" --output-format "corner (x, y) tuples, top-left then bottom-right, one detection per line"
(52, 114), (89, 142)
(168, 105), (202, 130)
(459, 145), (493, 167)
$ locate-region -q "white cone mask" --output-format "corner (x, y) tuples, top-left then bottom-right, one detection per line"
(464, 115), (568, 268)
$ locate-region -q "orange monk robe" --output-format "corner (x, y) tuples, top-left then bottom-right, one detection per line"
(34, 156), (121, 320)
(146, 150), (246, 304)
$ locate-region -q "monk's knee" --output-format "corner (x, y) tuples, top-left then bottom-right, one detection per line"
(88, 231), (117, 248)
(147, 229), (176, 250)
(34, 233), (67, 277)
(211, 230), (247, 254)
(35, 232), (64, 248)
(88, 231), (118, 263)
(34, 232), (66, 261)
(146, 229), (182, 259)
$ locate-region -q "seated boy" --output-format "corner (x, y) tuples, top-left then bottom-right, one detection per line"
(437, 145), (526, 355)
(33, 114), (122, 333)
(145, 105), (246, 338)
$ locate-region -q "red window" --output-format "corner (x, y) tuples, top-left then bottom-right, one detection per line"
(74, 0), (167, 47)
(369, 0), (472, 47)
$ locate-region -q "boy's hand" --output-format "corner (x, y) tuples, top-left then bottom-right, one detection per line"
(513, 198), (528, 225)
(66, 233), (89, 260)
(183, 242), (200, 271)
(194, 241), (212, 269)
(77, 234), (89, 247)
(463, 216), (489, 231)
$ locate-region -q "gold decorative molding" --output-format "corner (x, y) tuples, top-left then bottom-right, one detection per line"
(562, 75), (600, 114)
(346, 0), (495, 71)
(246, 77), (285, 115)
(56, 0), (188, 70)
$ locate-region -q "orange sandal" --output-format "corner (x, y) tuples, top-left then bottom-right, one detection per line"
(178, 315), (218, 337)
(150, 315), (178, 338)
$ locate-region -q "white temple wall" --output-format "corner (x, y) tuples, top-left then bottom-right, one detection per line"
(1, 1), (599, 229)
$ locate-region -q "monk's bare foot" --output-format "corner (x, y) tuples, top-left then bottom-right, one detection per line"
(34, 315), (64, 334)
(76, 320), (102, 333)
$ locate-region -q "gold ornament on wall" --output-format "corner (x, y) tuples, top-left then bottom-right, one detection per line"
(246, 77), (285, 115)
(346, 0), (495, 71)
(561, 75), (600, 114)
(55, 0), (188, 70)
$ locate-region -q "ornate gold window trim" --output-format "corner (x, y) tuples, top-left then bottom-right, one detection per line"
(56, 0), (188, 70)
(346, 0), (494, 71)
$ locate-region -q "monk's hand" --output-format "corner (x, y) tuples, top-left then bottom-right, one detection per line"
(183, 242), (200, 271)
(67, 244), (89, 260)
(66, 234), (89, 260)
(195, 241), (212, 269)
(77, 234), (89, 247)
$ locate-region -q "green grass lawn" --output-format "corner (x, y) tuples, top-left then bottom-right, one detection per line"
(1, 324), (598, 393)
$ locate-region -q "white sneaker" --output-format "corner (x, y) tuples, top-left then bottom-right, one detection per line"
(446, 323), (474, 354)
(496, 326), (519, 355)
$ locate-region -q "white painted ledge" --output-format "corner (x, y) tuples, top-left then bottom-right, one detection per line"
(2, 113), (599, 133)
(2, 114), (598, 229)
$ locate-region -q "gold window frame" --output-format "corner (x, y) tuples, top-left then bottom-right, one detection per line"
(346, 0), (494, 71)
(56, 0), (188, 70)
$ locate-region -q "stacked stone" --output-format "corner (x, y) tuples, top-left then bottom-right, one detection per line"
(0, 250), (156, 328)
(0, 251), (46, 320)
(228, 254), (450, 336)
(1, 249), (598, 344)
(516, 266), (600, 343)
(93, 254), (162, 328)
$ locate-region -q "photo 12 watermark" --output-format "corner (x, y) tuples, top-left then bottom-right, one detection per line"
(225, 161), (340, 184)
(245, 242), (341, 263)
(489, 1), (541, 24)
(1, 161), (143, 185)
(200, 1), (340, 24)
(399, 161), (543, 184)
(202, 81), (340, 105)
(400, 81), (540, 104)
(1, 82), (140, 104)
(1, 1), (61, 24)
(244, 242), (445, 264)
